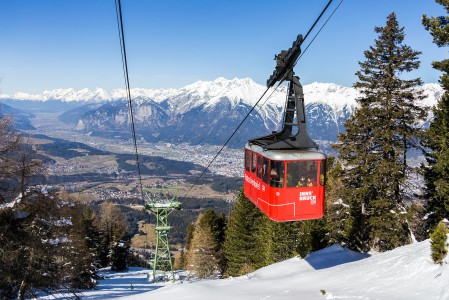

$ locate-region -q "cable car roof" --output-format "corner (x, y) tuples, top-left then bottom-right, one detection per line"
(245, 143), (326, 161)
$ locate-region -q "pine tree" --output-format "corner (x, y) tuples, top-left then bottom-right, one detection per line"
(62, 205), (101, 289)
(223, 190), (268, 276)
(0, 207), (24, 298)
(186, 211), (222, 278)
(333, 13), (425, 252)
(111, 239), (130, 271)
(96, 201), (128, 267)
(430, 220), (448, 264)
(421, 1), (449, 231)
(207, 211), (227, 274)
(80, 207), (102, 270)
(295, 219), (328, 258)
(223, 190), (310, 275)
(12, 189), (68, 299)
(251, 215), (274, 269)
(0, 119), (102, 295)
(179, 223), (195, 270)
(324, 158), (351, 246)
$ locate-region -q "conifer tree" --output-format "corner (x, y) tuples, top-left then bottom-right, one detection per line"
(188, 225), (218, 278)
(0, 118), (102, 295)
(324, 158), (351, 246)
(96, 201), (128, 267)
(209, 211), (227, 274)
(179, 223), (195, 270)
(80, 207), (102, 269)
(111, 239), (130, 271)
(430, 220), (448, 264)
(251, 210), (306, 267)
(186, 210), (223, 278)
(252, 215), (274, 269)
(421, 0), (449, 230)
(60, 204), (100, 289)
(295, 219), (328, 258)
(9, 190), (68, 299)
(223, 191), (310, 275)
(223, 190), (268, 276)
(333, 13), (425, 252)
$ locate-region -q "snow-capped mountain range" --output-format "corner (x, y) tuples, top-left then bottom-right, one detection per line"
(1, 78), (443, 147)
(1, 78), (360, 108)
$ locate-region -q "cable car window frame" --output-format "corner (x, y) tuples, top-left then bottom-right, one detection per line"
(257, 155), (263, 179)
(262, 157), (269, 184)
(245, 149), (251, 172)
(251, 152), (257, 173)
(308, 161), (318, 187)
(269, 160), (284, 188)
(320, 160), (326, 186)
(286, 160), (319, 188)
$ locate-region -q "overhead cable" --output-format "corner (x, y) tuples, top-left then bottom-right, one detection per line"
(183, 0), (342, 198)
(114, 0), (145, 203)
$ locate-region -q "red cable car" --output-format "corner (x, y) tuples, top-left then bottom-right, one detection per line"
(243, 34), (327, 221)
(244, 145), (326, 222)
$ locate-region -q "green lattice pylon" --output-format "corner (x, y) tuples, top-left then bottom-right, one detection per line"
(143, 188), (181, 282)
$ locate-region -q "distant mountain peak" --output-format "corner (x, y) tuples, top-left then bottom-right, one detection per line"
(2, 77), (443, 148)
(2, 87), (112, 102)
(1, 78), (441, 109)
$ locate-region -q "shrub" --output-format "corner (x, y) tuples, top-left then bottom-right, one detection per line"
(430, 220), (449, 265)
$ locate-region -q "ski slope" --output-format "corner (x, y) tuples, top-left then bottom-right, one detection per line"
(40, 237), (449, 300)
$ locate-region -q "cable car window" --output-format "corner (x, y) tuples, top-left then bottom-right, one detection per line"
(270, 161), (284, 188)
(257, 156), (263, 179)
(287, 161), (317, 187)
(308, 162), (318, 186)
(245, 150), (251, 172)
(320, 160), (326, 186)
(262, 157), (269, 184)
(251, 153), (256, 173)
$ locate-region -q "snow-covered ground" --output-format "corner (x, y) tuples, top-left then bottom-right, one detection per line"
(40, 237), (449, 300)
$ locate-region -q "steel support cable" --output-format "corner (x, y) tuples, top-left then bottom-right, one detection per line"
(183, 85), (277, 197)
(114, 0), (145, 203)
(303, 0), (333, 43)
(295, 0), (344, 65)
(227, 83), (283, 149)
(184, 0), (341, 197)
(216, 83), (283, 181)
(226, 0), (345, 152)
(205, 83), (282, 196)
(248, 0), (342, 131)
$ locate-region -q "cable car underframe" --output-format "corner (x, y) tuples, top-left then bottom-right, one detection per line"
(244, 34), (327, 222)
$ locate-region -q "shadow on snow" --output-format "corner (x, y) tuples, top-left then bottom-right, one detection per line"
(304, 244), (371, 270)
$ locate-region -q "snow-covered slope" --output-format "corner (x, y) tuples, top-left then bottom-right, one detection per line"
(37, 236), (449, 300)
(125, 238), (448, 300)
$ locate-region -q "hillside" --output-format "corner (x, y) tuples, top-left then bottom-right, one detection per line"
(38, 236), (449, 300)
(0, 102), (35, 130)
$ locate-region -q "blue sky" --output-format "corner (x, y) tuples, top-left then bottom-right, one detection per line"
(0, 0), (446, 94)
